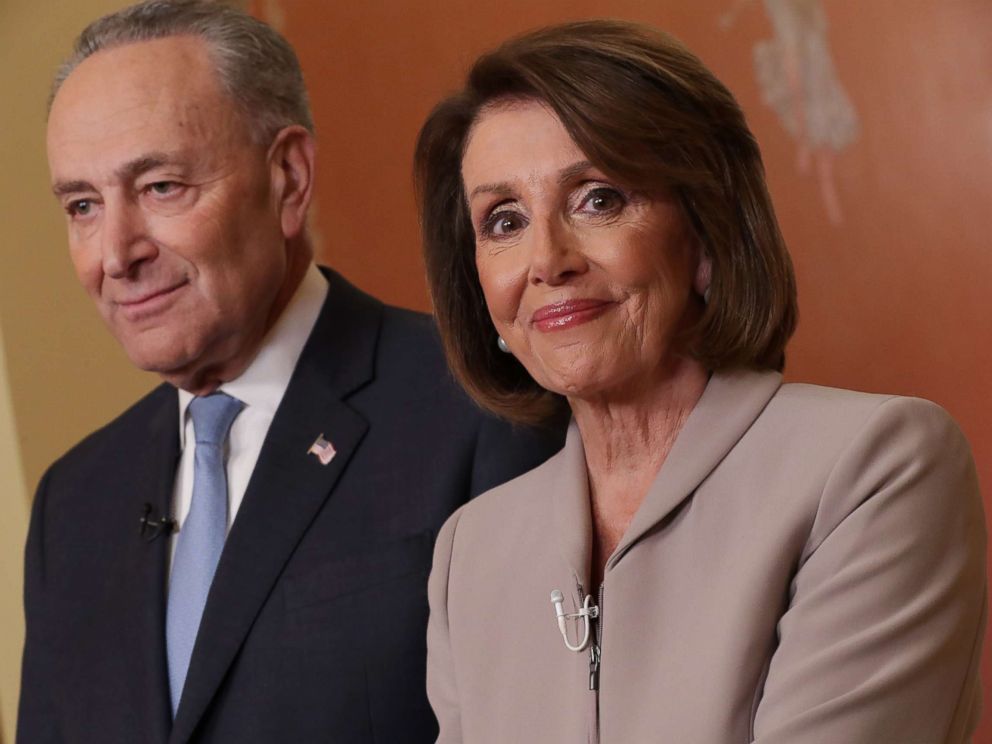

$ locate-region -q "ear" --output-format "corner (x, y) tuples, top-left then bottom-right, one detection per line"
(267, 125), (316, 240)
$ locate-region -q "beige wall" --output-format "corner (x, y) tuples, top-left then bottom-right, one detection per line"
(0, 0), (155, 501)
(0, 322), (28, 744)
(0, 1), (154, 739)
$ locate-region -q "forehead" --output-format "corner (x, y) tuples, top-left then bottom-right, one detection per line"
(47, 35), (249, 180)
(461, 100), (585, 188)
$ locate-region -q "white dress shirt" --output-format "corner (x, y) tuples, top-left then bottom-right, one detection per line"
(169, 264), (328, 569)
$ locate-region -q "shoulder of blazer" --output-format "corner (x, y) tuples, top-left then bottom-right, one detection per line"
(317, 265), (444, 370)
(316, 266), (479, 410)
(44, 382), (178, 486)
(450, 426), (571, 523)
(299, 267), (386, 400)
(764, 382), (969, 452)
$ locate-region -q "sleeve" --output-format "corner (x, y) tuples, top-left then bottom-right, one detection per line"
(468, 415), (565, 498)
(753, 397), (987, 743)
(426, 507), (466, 744)
(17, 467), (63, 743)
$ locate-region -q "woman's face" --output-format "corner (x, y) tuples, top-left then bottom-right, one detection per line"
(461, 100), (709, 401)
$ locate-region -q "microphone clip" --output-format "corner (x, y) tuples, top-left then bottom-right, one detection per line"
(139, 502), (176, 543)
(550, 589), (599, 652)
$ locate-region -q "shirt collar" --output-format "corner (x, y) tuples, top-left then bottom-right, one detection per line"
(177, 263), (329, 447)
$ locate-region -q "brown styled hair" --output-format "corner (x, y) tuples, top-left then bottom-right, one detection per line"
(415, 19), (797, 426)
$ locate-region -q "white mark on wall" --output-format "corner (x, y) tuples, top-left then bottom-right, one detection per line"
(722, 0), (860, 225)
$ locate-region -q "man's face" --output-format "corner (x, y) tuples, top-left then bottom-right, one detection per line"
(47, 36), (298, 392)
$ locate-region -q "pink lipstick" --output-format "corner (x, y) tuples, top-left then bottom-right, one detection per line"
(531, 299), (614, 332)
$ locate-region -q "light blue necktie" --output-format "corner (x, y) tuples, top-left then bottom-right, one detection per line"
(166, 392), (244, 716)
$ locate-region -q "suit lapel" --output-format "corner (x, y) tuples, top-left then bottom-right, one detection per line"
(169, 270), (381, 742)
(550, 370), (783, 582)
(549, 422), (594, 590)
(608, 369), (782, 569)
(120, 385), (179, 744)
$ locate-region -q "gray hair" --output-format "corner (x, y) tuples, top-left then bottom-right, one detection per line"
(49, 0), (314, 144)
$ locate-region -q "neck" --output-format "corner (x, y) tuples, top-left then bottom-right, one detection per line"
(571, 356), (709, 487)
(571, 356), (709, 582)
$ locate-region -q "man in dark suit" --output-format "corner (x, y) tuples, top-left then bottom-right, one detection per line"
(19, 2), (563, 742)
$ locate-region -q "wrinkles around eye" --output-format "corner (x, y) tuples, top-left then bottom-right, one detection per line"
(480, 206), (528, 240)
(575, 185), (627, 217)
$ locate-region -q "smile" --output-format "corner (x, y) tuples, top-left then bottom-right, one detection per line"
(530, 299), (615, 332)
(116, 280), (190, 322)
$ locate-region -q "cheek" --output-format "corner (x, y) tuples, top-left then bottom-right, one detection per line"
(620, 238), (694, 305)
(67, 237), (104, 300)
(189, 228), (285, 320)
(155, 207), (248, 279)
(625, 266), (696, 354)
(476, 251), (528, 327)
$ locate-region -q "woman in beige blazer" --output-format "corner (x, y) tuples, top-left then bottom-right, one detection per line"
(414, 20), (985, 743)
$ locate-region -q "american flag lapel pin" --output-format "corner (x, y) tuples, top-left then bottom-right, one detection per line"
(308, 433), (336, 466)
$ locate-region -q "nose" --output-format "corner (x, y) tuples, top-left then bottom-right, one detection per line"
(527, 219), (588, 286)
(100, 199), (157, 279)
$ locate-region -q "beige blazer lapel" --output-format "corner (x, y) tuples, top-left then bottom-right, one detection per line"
(549, 423), (594, 589)
(610, 369), (783, 569)
(547, 369), (784, 585)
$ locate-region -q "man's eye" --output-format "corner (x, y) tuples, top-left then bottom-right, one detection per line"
(67, 199), (92, 217)
(148, 181), (179, 195)
(483, 210), (527, 238)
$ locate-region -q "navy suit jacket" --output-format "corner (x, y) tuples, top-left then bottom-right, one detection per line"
(18, 269), (564, 743)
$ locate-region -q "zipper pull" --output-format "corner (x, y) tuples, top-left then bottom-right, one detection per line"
(588, 643), (601, 691)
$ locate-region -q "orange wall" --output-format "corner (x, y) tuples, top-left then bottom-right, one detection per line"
(257, 0), (992, 738)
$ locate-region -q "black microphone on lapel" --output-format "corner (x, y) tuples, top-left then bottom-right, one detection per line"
(139, 502), (176, 542)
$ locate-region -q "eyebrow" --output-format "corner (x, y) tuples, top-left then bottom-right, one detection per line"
(467, 160), (595, 201)
(556, 160), (595, 185)
(51, 152), (180, 197)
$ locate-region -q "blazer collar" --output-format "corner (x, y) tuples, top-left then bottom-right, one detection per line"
(301, 266), (382, 399)
(550, 368), (783, 588)
(169, 268), (382, 742)
(549, 422), (594, 591)
(176, 263), (328, 449)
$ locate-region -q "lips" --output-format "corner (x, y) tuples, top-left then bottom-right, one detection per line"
(530, 298), (614, 332)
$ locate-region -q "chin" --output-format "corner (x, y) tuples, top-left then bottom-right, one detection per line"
(118, 332), (203, 379)
(536, 367), (610, 400)
(527, 348), (612, 397)
(127, 349), (195, 378)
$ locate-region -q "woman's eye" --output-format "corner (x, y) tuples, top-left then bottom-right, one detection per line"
(483, 210), (527, 238)
(579, 186), (625, 214)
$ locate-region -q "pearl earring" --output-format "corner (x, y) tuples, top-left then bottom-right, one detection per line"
(497, 336), (510, 353)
